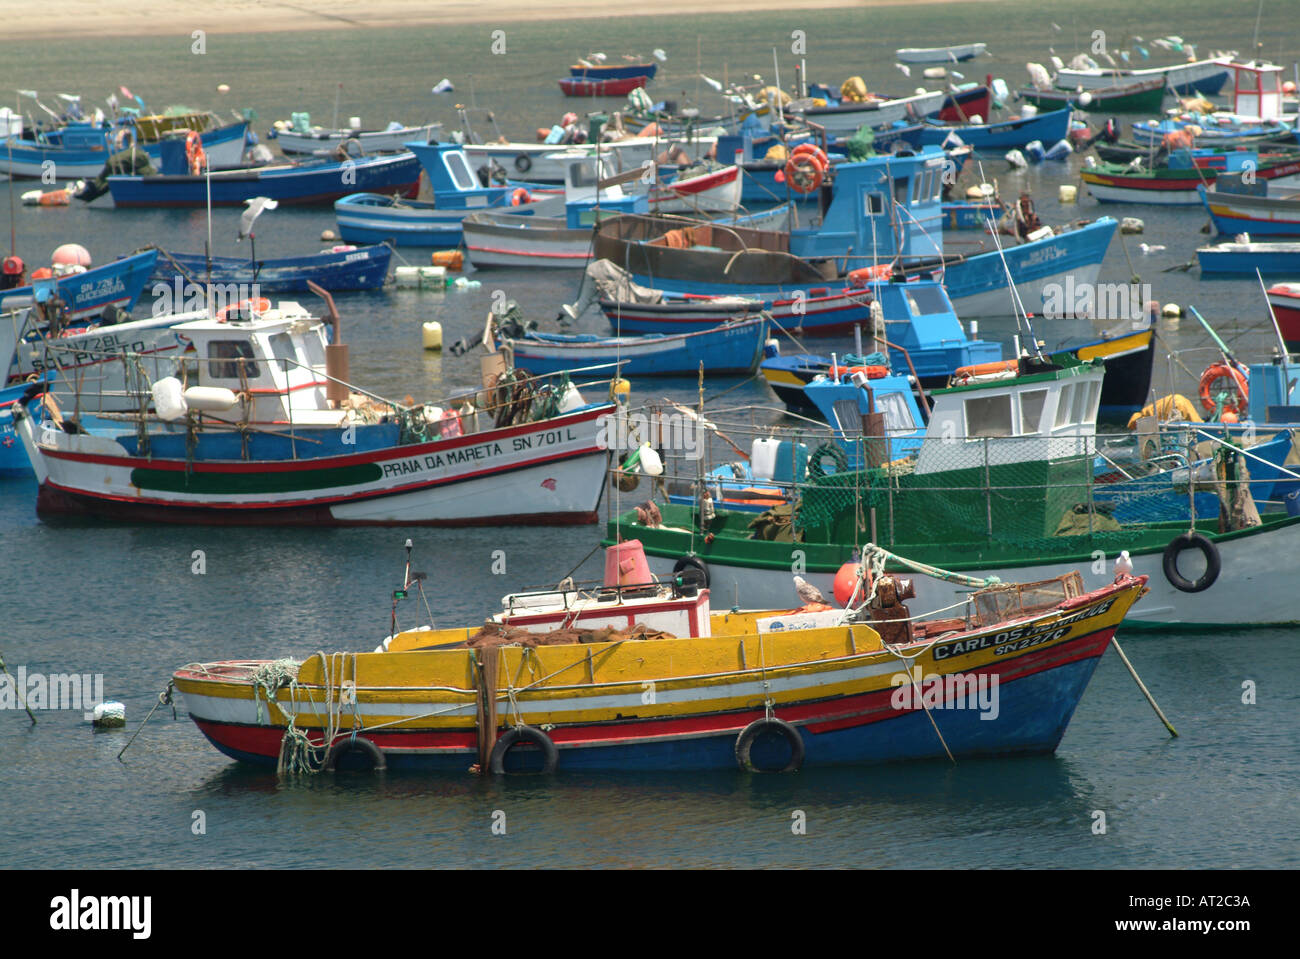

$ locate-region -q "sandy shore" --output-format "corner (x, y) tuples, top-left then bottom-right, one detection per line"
(0, 0), (996, 40)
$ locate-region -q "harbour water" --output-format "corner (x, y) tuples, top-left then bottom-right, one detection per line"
(2, 0), (1299, 869)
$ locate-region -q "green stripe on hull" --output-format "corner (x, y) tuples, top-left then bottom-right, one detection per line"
(130, 462), (383, 495)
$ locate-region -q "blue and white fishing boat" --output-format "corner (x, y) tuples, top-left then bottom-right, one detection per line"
(1198, 183), (1300, 237)
(0, 249), (159, 323)
(1196, 241), (1300, 275)
(1054, 56), (1232, 97)
(149, 244), (393, 292)
(0, 120), (249, 178)
(494, 313), (769, 377)
(104, 150), (421, 207)
(589, 145), (1116, 317)
(335, 142), (561, 247)
(913, 108), (1074, 151)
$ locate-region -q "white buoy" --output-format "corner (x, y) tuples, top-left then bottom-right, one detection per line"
(1059, 184), (1078, 203)
(638, 443), (664, 477)
(183, 386), (239, 412)
(91, 702), (126, 727)
(422, 321), (443, 351)
(1162, 303), (1182, 317)
(217, 83), (231, 94)
(321, 229), (339, 241)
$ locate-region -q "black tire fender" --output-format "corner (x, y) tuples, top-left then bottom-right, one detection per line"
(672, 554), (710, 589)
(735, 717), (805, 773)
(1162, 532), (1220, 593)
(325, 734), (387, 772)
(488, 724), (558, 774)
(808, 442), (848, 478)
(514, 153), (532, 173)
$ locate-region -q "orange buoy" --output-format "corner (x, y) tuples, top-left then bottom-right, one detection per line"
(783, 151), (826, 194)
(431, 249), (464, 271)
(185, 130), (207, 175)
(216, 297), (272, 321)
(833, 561), (869, 606)
(952, 359), (1018, 384)
(847, 264), (893, 287)
(828, 364), (889, 380)
(510, 187), (531, 207)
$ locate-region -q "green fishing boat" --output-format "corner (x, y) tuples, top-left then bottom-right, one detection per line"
(603, 356), (1300, 630)
(1020, 77), (1168, 114)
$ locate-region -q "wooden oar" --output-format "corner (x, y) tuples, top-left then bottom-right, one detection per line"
(1111, 636), (1178, 737)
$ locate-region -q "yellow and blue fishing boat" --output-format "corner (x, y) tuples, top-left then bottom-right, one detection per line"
(173, 541), (1148, 773)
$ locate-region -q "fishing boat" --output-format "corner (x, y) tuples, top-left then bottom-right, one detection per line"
(0, 119), (249, 178)
(171, 537), (1149, 773)
(1019, 77), (1168, 114)
(464, 133), (716, 185)
(798, 89), (948, 139)
(0, 248), (159, 324)
(568, 61), (658, 80)
(332, 140), (573, 247)
(1131, 115), (1293, 148)
(494, 313), (769, 377)
(272, 121), (441, 157)
(913, 108), (1073, 151)
(895, 43), (988, 64)
(558, 76), (651, 97)
(1267, 283), (1300, 347)
(149, 244), (393, 292)
(606, 355), (1300, 629)
(11, 292), (616, 526)
(587, 146), (1116, 318)
(103, 151), (421, 208)
(1196, 241), (1300, 275)
(1081, 151), (1300, 204)
(1054, 57), (1232, 97)
(1198, 183), (1300, 237)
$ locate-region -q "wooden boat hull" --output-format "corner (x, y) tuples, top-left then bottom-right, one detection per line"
(559, 76), (650, 97)
(895, 43), (987, 64)
(1197, 242), (1300, 275)
(1055, 58), (1231, 96)
(106, 152), (421, 207)
(150, 244), (392, 292)
(0, 122), (248, 178)
(568, 62), (658, 80)
(464, 213), (595, 269)
(1020, 79), (1167, 113)
(1083, 159), (1300, 205)
(503, 315), (769, 376)
(1199, 184), (1300, 237)
(1267, 284), (1300, 351)
(173, 576), (1145, 771)
(801, 90), (948, 138)
(273, 123), (441, 157)
(17, 403), (615, 526)
(0, 249), (159, 327)
(915, 108), (1073, 151)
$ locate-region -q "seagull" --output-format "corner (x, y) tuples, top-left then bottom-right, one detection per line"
(793, 575), (826, 605)
(238, 196), (278, 241)
(1138, 243), (1166, 254)
(895, 63), (912, 77)
(1114, 550), (1134, 577)
(653, 48), (667, 62)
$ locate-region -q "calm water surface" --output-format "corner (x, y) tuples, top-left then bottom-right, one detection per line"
(1, 0), (1298, 869)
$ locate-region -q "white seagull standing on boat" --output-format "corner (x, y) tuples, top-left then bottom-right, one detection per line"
(1114, 550), (1134, 577)
(793, 575), (826, 606)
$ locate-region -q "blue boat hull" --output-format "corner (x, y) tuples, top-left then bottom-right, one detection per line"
(0, 122), (249, 178)
(0, 249), (160, 320)
(914, 109), (1073, 151)
(107, 153), (421, 207)
(568, 63), (657, 80)
(151, 244), (393, 292)
(507, 318), (767, 376)
(1197, 245), (1300, 275)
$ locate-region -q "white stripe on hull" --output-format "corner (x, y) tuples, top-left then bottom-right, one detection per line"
(947, 261), (1103, 318)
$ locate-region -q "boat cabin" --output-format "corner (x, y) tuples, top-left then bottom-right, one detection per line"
(406, 141), (519, 209)
(916, 357), (1103, 474)
(171, 303), (346, 428)
(1227, 61), (1287, 122)
(550, 152), (648, 227)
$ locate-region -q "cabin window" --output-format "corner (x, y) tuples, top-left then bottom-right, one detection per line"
(569, 163), (598, 188)
(965, 393), (1013, 437)
(832, 399), (862, 435)
(208, 340), (258, 379)
(864, 192), (885, 216)
(894, 177), (910, 206)
(911, 172), (923, 204)
(1054, 384), (1075, 428)
(1071, 380), (1093, 425)
(267, 333), (297, 373)
(906, 285), (950, 315)
(1019, 389), (1047, 435)
(444, 151), (476, 191)
(876, 391), (916, 432)
(301, 331), (326, 367)
(1080, 380), (1101, 424)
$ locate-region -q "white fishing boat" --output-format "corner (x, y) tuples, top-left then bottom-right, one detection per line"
(273, 121), (442, 157)
(796, 89), (948, 139)
(464, 133), (716, 185)
(1054, 56), (1233, 96)
(895, 43), (987, 64)
(12, 293), (617, 526)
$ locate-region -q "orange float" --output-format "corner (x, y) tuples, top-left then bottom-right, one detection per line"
(185, 130), (207, 175)
(1198, 362), (1249, 417)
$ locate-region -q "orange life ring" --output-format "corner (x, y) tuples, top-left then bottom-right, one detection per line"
(952, 359), (1018, 384)
(790, 143), (829, 169)
(783, 153), (825, 194)
(1198, 362), (1249, 416)
(216, 297), (272, 322)
(847, 264), (893, 287)
(510, 187), (531, 207)
(829, 364), (889, 380)
(185, 130), (207, 175)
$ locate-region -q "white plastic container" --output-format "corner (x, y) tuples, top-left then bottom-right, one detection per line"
(422, 321), (443, 350)
(558, 381), (585, 412)
(151, 377), (187, 421)
(348, 116), (361, 130)
(1059, 184), (1078, 203)
(638, 443), (663, 477)
(182, 386), (238, 412)
(751, 437), (780, 481)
